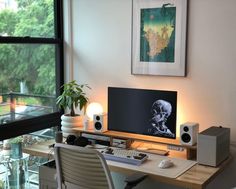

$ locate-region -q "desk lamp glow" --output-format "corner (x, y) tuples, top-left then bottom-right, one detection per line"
(84, 102), (103, 130)
(86, 102), (103, 121)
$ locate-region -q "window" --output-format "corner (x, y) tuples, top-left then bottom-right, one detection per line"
(0, 0), (64, 140)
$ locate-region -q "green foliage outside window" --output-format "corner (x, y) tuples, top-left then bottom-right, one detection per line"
(0, 0), (55, 95)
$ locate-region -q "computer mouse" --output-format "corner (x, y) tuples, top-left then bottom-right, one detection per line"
(158, 159), (174, 169)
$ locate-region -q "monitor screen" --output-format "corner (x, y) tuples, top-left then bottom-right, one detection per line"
(108, 87), (177, 139)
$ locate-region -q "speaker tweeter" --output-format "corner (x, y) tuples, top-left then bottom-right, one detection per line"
(93, 113), (107, 133)
(180, 122), (199, 146)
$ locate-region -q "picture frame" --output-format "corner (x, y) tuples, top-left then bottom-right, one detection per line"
(131, 0), (187, 76)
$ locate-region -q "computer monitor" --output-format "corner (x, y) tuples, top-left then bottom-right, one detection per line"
(108, 87), (177, 139)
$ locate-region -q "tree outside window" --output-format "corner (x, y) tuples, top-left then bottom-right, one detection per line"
(0, 0), (63, 139)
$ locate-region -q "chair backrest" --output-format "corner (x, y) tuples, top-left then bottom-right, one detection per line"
(54, 143), (115, 189)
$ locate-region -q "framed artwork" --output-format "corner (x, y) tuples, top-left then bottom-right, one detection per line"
(131, 0), (187, 76)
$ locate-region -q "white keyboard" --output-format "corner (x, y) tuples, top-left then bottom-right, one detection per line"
(100, 147), (148, 165)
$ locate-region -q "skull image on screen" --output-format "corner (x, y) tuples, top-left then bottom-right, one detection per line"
(148, 99), (174, 137)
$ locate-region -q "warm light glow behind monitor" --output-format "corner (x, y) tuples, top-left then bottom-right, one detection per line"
(108, 87), (177, 139)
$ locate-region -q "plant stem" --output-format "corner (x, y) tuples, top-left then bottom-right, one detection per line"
(70, 104), (75, 116)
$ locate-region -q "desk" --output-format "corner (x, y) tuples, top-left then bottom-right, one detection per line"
(23, 140), (231, 189)
(23, 140), (54, 159)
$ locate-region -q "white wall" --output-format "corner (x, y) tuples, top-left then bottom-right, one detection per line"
(64, 0), (236, 188)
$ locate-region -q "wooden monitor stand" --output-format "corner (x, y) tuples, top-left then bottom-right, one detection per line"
(73, 128), (197, 160)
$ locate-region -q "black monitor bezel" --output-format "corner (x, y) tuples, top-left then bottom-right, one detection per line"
(107, 87), (177, 139)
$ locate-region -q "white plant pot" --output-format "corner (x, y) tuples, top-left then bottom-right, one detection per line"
(61, 114), (83, 137)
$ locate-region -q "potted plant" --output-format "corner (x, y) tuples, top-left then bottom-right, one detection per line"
(9, 136), (23, 159)
(56, 80), (90, 136)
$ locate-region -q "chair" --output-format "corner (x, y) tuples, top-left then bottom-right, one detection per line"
(54, 143), (147, 189)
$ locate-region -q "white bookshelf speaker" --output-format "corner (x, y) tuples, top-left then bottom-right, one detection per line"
(93, 113), (107, 133)
(180, 122), (199, 146)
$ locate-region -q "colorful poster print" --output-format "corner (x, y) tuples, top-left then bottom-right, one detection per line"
(140, 5), (176, 63)
(132, 0), (187, 76)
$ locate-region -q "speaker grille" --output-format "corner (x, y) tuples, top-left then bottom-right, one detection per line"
(95, 122), (102, 130)
(181, 133), (191, 143)
(95, 116), (100, 121)
(183, 126), (189, 132)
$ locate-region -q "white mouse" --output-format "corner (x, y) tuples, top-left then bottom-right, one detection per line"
(158, 159), (174, 169)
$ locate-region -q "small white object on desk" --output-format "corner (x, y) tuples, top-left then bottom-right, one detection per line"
(83, 116), (89, 130)
(158, 159), (174, 169)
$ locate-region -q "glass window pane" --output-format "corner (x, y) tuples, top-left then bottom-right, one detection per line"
(0, 0), (55, 38)
(0, 127), (57, 188)
(0, 44), (57, 125)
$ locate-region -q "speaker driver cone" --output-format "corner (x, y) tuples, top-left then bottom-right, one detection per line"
(181, 133), (191, 143)
(95, 122), (102, 130)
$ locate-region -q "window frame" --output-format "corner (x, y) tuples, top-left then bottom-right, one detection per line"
(0, 0), (64, 141)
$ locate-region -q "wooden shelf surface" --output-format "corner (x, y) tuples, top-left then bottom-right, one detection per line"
(73, 128), (197, 149)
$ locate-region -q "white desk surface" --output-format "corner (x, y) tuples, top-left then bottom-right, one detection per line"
(92, 145), (197, 179)
(23, 140), (232, 189)
(105, 152), (197, 179)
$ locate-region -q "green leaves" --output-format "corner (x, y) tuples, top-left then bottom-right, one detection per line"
(56, 80), (90, 116)
(0, 10), (17, 35)
(0, 0), (56, 95)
